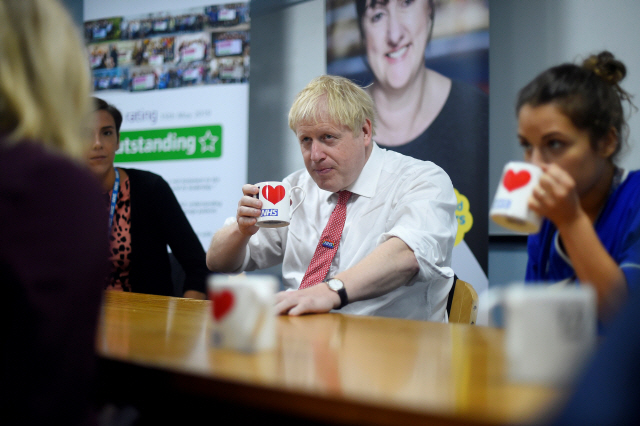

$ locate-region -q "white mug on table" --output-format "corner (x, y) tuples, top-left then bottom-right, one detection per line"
(485, 284), (597, 387)
(207, 274), (278, 352)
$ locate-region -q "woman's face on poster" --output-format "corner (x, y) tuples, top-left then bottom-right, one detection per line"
(361, 0), (431, 90)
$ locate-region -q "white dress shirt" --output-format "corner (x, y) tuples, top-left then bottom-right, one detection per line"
(239, 143), (458, 321)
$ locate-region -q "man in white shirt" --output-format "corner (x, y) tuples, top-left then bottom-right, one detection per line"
(207, 75), (457, 321)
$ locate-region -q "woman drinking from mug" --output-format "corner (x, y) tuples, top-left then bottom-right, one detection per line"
(518, 51), (640, 321)
(87, 97), (208, 299)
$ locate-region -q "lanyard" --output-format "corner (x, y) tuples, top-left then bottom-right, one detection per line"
(108, 168), (120, 234)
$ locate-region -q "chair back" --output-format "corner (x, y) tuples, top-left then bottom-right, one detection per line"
(447, 277), (479, 325)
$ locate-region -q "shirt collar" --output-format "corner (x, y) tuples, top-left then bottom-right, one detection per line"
(316, 142), (383, 201)
(345, 142), (382, 198)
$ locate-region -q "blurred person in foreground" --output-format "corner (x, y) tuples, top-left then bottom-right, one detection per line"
(207, 75), (457, 321)
(0, 1), (107, 425)
(518, 51), (640, 322)
(355, 0), (489, 271)
(87, 97), (208, 299)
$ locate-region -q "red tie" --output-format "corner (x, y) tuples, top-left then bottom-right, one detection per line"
(299, 190), (352, 289)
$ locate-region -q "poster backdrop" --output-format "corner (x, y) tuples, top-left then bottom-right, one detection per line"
(84, 0), (250, 249)
(326, 0), (489, 298)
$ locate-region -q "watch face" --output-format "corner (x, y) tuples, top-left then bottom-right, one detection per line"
(327, 279), (343, 291)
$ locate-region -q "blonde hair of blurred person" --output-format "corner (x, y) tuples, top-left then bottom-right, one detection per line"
(0, 0), (91, 159)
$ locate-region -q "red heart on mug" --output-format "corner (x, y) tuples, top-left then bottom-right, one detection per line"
(503, 170), (531, 192)
(210, 290), (234, 321)
(262, 185), (286, 205)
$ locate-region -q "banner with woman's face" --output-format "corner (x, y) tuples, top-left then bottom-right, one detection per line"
(327, 0), (490, 291)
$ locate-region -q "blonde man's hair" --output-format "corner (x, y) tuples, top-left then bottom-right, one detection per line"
(288, 75), (376, 136)
(0, 0), (92, 159)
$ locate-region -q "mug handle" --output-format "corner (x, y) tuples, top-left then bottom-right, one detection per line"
(290, 186), (306, 216)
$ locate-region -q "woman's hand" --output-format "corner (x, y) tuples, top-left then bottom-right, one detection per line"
(528, 163), (627, 320)
(528, 163), (585, 229)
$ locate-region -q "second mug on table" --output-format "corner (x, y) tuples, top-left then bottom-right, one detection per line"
(485, 284), (597, 387)
(253, 181), (305, 228)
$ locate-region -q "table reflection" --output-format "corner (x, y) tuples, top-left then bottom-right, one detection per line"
(97, 291), (562, 426)
(99, 291), (209, 371)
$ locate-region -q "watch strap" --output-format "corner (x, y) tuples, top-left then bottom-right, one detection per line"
(326, 279), (348, 309)
(336, 286), (348, 309)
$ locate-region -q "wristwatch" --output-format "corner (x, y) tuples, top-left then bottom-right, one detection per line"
(325, 278), (348, 309)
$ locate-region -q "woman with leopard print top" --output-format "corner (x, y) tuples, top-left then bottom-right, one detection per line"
(86, 97), (208, 299)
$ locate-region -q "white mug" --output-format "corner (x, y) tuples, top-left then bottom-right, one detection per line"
(490, 161), (544, 233)
(484, 284), (597, 387)
(254, 181), (305, 228)
(207, 274), (278, 352)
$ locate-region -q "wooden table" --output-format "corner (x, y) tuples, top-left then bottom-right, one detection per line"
(96, 291), (563, 426)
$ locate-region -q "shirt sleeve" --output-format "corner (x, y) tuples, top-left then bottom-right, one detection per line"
(216, 218), (288, 273)
(378, 163), (457, 284)
(619, 211), (640, 292)
(242, 226), (289, 271)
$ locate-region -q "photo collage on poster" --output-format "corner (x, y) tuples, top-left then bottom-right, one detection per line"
(85, 2), (250, 93)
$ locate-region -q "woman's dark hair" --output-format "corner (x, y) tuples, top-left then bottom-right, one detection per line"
(355, 0), (435, 46)
(92, 97), (123, 135)
(516, 51), (635, 161)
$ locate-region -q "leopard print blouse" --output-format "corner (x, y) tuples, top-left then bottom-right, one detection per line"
(106, 176), (132, 291)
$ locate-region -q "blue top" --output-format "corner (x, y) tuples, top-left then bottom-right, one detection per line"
(526, 169), (640, 291)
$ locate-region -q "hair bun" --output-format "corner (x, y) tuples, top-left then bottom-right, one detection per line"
(582, 51), (626, 85)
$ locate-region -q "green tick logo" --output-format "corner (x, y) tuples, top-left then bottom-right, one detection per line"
(116, 125), (222, 162)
